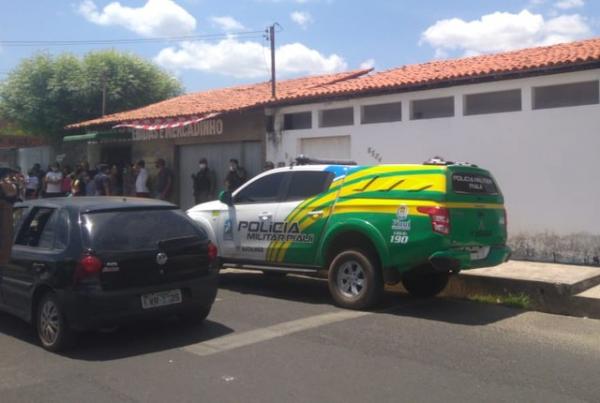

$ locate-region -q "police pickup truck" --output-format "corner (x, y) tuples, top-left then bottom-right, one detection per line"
(187, 157), (510, 309)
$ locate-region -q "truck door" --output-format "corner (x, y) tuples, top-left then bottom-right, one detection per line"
(271, 171), (335, 266)
(226, 172), (289, 262)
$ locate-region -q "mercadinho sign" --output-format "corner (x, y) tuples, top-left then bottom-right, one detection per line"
(131, 119), (224, 141)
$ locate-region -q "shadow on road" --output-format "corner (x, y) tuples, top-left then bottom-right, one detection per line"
(0, 311), (233, 361)
(220, 270), (524, 326)
(65, 318), (234, 361)
(380, 297), (524, 326)
(219, 270), (333, 305)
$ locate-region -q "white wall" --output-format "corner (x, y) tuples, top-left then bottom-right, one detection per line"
(267, 69), (600, 236)
(17, 146), (53, 172)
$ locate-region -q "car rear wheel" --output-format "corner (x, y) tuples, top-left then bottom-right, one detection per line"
(402, 268), (450, 298)
(36, 292), (74, 352)
(328, 249), (383, 310)
(179, 305), (212, 326)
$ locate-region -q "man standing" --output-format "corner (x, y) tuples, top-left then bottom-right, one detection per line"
(94, 164), (112, 196)
(154, 158), (173, 201)
(192, 158), (215, 204)
(225, 158), (247, 192)
(135, 160), (149, 197)
(44, 163), (63, 198)
(0, 175), (18, 266)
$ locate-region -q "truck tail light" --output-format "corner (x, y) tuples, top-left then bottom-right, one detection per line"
(74, 254), (103, 285)
(207, 242), (218, 262)
(417, 206), (451, 235)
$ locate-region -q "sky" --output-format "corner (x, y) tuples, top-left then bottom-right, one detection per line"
(0, 0), (599, 93)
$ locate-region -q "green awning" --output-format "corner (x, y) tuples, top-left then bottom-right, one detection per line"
(63, 131), (131, 143)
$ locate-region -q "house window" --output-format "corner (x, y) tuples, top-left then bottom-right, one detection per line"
(361, 102), (402, 124)
(410, 97), (454, 120)
(533, 81), (600, 110)
(319, 107), (354, 128)
(283, 112), (312, 130)
(464, 89), (522, 116)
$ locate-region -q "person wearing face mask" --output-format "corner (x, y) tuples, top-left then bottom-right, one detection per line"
(191, 158), (215, 204)
(44, 162), (64, 198)
(224, 158), (247, 192)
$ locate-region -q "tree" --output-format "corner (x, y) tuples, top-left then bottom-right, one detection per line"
(0, 50), (183, 141)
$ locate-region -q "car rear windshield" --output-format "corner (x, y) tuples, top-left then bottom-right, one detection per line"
(82, 208), (205, 252)
(451, 172), (499, 195)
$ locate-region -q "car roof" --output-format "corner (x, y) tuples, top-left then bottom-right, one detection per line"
(16, 196), (177, 212)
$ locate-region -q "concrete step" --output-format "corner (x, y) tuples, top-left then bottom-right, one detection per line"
(456, 260), (600, 296)
(387, 260), (600, 318)
(567, 284), (600, 320)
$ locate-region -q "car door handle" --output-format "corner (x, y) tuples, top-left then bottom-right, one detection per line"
(308, 210), (324, 217)
(259, 213), (272, 220)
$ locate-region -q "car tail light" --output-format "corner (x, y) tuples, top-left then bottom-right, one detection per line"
(417, 206), (451, 235)
(74, 254), (103, 285)
(207, 242), (218, 262)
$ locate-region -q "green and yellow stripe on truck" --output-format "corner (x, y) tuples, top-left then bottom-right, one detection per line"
(266, 164), (509, 273)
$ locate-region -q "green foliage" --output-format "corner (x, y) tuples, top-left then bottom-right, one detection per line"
(469, 293), (532, 309)
(0, 50), (183, 141)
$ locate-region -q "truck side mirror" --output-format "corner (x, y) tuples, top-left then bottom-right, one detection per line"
(219, 190), (233, 206)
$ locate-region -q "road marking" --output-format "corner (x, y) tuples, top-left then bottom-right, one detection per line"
(183, 310), (371, 356)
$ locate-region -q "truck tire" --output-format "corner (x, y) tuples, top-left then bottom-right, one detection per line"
(36, 292), (75, 352)
(402, 268), (449, 298)
(328, 249), (383, 310)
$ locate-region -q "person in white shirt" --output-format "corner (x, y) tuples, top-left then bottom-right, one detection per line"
(44, 163), (63, 198)
(135, 160), (150, 197)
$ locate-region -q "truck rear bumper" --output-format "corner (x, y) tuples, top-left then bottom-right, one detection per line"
(429, 245), (511, 272)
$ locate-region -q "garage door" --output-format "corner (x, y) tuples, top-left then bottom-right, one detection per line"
(178, 141), (262, 210)
(300, 135), (351, 160)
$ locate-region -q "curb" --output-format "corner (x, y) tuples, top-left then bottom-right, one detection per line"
(387, 267), (600, 319)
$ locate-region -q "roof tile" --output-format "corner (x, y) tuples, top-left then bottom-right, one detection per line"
(69, 37), (600, 129)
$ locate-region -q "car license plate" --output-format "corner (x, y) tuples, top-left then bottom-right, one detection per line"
(141, 289), (182, 309)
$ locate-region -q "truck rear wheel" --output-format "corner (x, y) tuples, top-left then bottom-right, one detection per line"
(402, 267), (449, 298)
(328, 249), (383, 310)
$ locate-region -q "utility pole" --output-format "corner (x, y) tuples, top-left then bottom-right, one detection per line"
(269, 24), (276, 99)
(100, 71), (108, 116)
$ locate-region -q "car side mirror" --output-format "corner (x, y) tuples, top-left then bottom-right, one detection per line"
(219, 190), (234, 206)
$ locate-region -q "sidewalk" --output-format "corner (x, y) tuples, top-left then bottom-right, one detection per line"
(393, 261), (600, 319)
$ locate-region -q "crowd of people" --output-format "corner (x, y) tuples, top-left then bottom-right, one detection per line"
(18, 159), (175, 200)
(5, 156), (271, 205)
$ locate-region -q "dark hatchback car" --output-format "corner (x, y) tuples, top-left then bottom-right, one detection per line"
(1, 197), (219, 351)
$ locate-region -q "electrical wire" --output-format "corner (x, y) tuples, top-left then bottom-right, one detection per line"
(0, 30), (266, 47)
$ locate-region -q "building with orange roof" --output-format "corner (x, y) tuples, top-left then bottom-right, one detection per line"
(264, 37), (600, 264)
(67, 37), (600, 264)
(65, 69), (371, 208)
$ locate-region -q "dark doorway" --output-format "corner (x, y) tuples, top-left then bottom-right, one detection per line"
(101, 145), (132, 167)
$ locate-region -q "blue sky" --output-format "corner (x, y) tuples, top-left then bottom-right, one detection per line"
(1, 0), (598, 92)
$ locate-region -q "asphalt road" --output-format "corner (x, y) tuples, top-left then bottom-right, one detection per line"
(1, 270), (600, 403)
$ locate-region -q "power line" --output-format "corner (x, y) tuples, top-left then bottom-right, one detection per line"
(0, 30), (266, 47)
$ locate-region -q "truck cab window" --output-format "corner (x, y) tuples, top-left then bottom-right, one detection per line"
(285, 172), (334, 201)
(234, 172), (287, 204)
